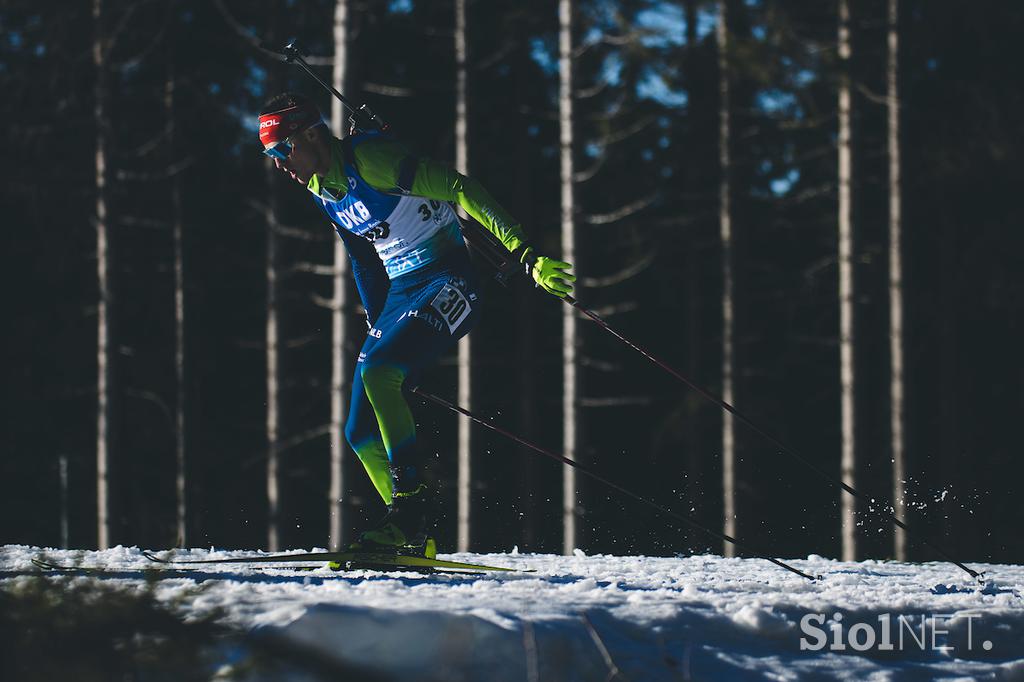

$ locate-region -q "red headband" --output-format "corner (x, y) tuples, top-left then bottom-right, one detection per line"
(258, 102), (323, 146)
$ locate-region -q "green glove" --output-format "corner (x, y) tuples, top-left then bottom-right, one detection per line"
(520, 247), (576, 298)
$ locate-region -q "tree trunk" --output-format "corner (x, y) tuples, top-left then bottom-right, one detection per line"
(887, 0), (907, 562)
(559, 0), (579, 555)
(93, 0), (114, 550)
(684, 0), (702, 553)
(717, 0), (737, 558)
(265, 25), (284, 551)
(455, 0), (474, 553)
(515, 27), (539, 551)
(329, 0), (351, 552)
(838, 0), (858, 562)
(60, 455), (70, 548)
(266, 186), (282, 552)
(167, 50), (188, 549)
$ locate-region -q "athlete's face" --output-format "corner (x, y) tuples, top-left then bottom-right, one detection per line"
(270, 125), (329, 184)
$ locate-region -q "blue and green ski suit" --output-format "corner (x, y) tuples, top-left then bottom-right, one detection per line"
(308, 132), (527, 502)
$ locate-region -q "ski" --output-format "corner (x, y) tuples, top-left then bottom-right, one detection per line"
(32, 557), (100, 572)
(30, 558), (207, 574)
(142, 549), (529, 573)
(30, 556), (477, 576)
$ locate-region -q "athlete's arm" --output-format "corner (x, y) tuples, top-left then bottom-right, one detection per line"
(314, 201), (389, 326)
(353, 137), (528, 254)
(354, 136), (575, 298)
(341, 229), (390, 326)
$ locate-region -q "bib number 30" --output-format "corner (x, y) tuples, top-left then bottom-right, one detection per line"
(430, 283), (471, 334)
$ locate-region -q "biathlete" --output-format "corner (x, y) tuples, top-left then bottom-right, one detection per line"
(257, 92), (575, 558)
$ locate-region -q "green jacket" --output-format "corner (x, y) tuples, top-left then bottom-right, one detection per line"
(308, 135), (528, 255)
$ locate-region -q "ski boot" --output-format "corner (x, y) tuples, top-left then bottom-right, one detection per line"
(333, 484), (438, 569)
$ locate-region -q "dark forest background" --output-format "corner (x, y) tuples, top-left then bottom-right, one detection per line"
(2, 0), (1022, 564)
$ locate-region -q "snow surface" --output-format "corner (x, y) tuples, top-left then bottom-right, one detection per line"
(3, 545), (1023, 681)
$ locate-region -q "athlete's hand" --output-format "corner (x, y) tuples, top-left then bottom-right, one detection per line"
(522, 248), (575, 298)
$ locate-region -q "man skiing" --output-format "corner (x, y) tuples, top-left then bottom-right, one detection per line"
(258, 92), (574, 558)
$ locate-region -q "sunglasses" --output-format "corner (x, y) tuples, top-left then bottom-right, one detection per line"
(262, 138), (294, 161)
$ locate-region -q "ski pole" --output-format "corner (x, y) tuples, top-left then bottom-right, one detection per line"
(409, 386), (819, 582)
(561, 295), (984, 583)
(265, 41), (390, 134)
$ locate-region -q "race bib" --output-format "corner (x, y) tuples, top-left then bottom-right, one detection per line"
(430, 283), (471, 333)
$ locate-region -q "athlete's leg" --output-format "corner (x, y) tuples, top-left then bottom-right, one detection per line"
(344, 370), (393, 505)
(359, 275), (480, 494)
(360, 361), (419, 492)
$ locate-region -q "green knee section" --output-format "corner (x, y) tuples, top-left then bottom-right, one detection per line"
(352, 438), (393, 505)
(360, 363), (416, 461)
